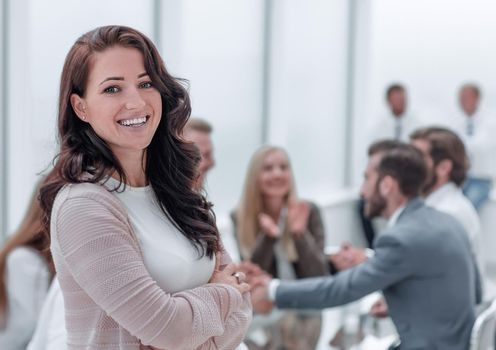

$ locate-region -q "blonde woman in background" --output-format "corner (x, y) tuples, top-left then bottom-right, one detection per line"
(233, 146), (328, 350)
(0, 180), (53, 350)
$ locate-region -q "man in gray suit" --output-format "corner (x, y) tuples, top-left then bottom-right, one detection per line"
(252, 142), (478, 350)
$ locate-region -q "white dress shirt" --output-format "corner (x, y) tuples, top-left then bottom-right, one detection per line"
(425, 182), (480, 245)
(0, 247), (50, 350)
(424, 182), (486, 299)
(368, 111), (424, 143)
(387, 205), (406, 228)
(449, 110), (496, 179)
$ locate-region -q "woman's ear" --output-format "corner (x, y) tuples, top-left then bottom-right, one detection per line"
(70, 94), (87, 121)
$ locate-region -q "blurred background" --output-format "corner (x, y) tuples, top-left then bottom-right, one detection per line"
(2, 0), (496, 246)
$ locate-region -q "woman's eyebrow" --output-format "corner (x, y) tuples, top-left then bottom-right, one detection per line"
(99, 72), (148, 85)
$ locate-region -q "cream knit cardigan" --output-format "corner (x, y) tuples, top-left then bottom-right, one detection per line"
(50, 182), (252, 349)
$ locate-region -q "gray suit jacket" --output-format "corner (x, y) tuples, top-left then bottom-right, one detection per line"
(275, 198), (477, 350)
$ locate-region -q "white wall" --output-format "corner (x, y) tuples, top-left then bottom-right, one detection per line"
(268, 0), (350, 200)
(160, 0), (265, 216)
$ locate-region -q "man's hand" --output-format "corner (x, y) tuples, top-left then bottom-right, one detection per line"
(238, 260), (269, 284)
(329, 242), (367, 271)
(250, 275), (274, 314)
(369, 297), (389, 318)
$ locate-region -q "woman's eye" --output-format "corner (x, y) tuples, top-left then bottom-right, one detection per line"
(139, 81), (153, 89)
(103, 86), (120, 94)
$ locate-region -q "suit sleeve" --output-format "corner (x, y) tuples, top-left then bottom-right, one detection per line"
(55, 195), (251, 350)
(275, 233), (414, 309)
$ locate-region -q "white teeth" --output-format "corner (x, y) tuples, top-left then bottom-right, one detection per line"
(119, 116), (147, 126)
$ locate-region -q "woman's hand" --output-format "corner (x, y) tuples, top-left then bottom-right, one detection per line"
(237, 260), (268, 284)
(258, 213), (280, 238)
(287, 200), (310, 238)
(209, 253), (250, 294)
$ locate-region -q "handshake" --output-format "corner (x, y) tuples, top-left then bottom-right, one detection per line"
(328, 242), (374, 271)
(236, 261), (275, 315)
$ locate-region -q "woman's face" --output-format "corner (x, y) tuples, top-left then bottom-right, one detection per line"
(258, 150), (292, 199)
(71, 46), (162, 158)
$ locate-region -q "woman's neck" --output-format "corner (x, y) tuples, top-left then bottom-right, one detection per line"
(112, 149), (148, 187)
(263, 196), (285, 221)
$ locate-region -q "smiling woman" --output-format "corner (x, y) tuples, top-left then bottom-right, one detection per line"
(70, 46), (162, 178)
(38, 25), (252, 349)
(232, 145), (328, 350)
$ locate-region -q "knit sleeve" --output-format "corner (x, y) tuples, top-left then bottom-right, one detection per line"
(184, 247), (252, 350)
(54, 193), (250, 349)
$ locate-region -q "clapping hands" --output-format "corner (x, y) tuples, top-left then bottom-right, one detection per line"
(258, 200), (310, 239)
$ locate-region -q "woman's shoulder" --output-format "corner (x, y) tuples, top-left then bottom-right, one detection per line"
(54, 182), (125, 214)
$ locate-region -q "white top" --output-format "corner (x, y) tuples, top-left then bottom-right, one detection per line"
(104, 177), (215, 293)
(27, 279), (65, 350)
(0, 247), (50, 350)
(449, 110), (496, 179)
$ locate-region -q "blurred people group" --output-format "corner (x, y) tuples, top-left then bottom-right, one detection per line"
(1, 24), (495, 350)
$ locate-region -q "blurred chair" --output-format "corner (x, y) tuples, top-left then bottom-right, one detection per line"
(470, 298), (496, 350)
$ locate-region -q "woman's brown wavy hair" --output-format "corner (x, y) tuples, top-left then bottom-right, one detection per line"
(40, 26), (219, 258)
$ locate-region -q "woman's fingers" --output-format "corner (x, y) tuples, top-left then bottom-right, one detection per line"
(237, 282), (251, 294)
(222, 263), (237, 275)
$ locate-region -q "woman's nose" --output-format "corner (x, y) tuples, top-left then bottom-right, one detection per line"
(125, 87), (146, 110)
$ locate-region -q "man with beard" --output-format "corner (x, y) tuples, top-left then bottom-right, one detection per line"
(369, 129), (484, 320)
(251, 142), (478, 350)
